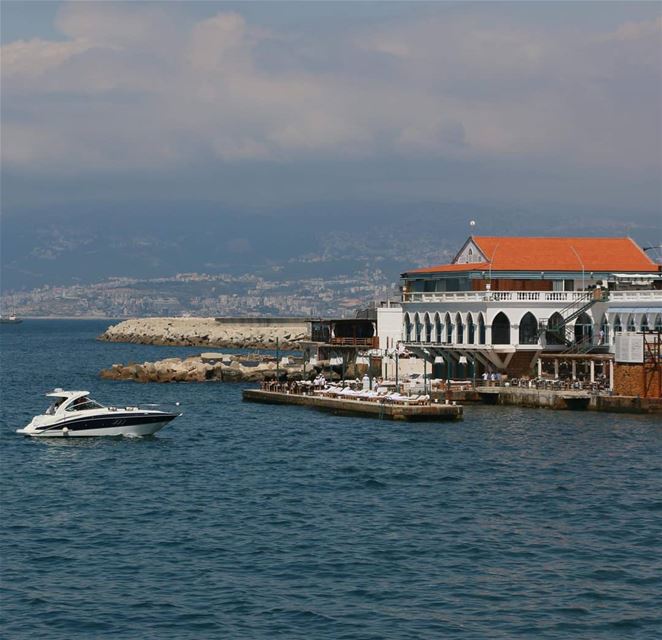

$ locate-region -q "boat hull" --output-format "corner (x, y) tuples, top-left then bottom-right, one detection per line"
(17, 413), (179, 437)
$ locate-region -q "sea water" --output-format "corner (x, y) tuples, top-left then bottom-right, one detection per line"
(1, 321), (660, 639)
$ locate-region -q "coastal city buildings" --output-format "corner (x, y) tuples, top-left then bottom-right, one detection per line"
(398, 236), (662, 396)
(1, 271), (397, 319)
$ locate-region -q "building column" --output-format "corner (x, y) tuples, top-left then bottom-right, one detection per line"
(554, 359), (559, 378)
(485, 325), (492, 345)
(572, 361), (577, 380)
(537, 358), (542, 377)
(609, 360), (614, 391)
(590, 360), (595, 383)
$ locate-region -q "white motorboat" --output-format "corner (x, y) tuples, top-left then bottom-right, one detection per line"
(17, 389), (181, 437)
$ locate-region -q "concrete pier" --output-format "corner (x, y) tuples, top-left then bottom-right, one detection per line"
(242, 389), (463, 421)
(473, 386), (662, 413)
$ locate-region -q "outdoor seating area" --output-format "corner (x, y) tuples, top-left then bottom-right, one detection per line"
(477, 376), (611, 393)
(258, 379), (434, 405)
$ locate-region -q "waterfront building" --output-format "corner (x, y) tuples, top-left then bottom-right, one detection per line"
(302, 317), (380, 378)
(399, 236), (662, 390)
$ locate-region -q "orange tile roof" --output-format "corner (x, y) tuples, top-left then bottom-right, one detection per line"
(406, 236), (660, 275)
(406, 262), (490, 274)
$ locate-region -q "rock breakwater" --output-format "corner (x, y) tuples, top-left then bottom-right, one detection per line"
(99, 353), (326, 383)
(98, 317), (310, 349)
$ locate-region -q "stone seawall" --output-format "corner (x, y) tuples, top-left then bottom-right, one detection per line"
(99, 353), (332, 383)
(98, 317), (310, 349)
(473, 386), (662, 414)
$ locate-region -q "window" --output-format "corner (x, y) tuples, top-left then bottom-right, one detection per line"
(456, 313), (464, 343)
(467, 313), (475, 344)
(478, 314), (486, 345)
(434, 314), (442, 344)
(424, 314), (432, 342)
(66, 398), (102, 412)
(574, 312), (593, 344)
(519, 312), (539, 345)
(492, 312), (511, 345)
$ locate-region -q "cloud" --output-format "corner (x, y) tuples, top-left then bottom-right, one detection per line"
(1, 2), (660, 185)
(2, 37), (93, 79)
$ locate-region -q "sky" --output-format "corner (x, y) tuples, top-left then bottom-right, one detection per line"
(2, 1), (661, 229)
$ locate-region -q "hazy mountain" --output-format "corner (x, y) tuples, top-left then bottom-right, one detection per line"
(1, 199), (659, 292)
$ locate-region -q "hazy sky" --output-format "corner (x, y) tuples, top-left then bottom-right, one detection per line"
(2, 1), (661, 220)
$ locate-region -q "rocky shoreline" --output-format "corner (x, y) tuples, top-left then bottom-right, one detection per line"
(99, 352), (332, 383)
(98, 317), (309, 349)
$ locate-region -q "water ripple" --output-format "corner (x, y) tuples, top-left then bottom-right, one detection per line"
(1, 321), (661, 639)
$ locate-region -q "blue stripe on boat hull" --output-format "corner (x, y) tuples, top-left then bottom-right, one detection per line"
(36, 413), (178, 433)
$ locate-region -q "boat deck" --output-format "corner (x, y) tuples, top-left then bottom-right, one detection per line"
(242, 389), (463, 421)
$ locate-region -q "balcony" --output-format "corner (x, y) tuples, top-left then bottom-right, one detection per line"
(402, 291), (593, 304)
(329, 336), (379, 348)
(609, 290), (662, 301)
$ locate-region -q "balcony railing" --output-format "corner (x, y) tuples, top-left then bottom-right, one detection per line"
(609, 290), (662, 301)
(329, 337), (379, 347)
(403, 289), (662, 304)
(402, 291), (594, 304)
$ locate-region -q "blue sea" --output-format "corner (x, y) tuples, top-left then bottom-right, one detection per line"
(1, 320), (660, 639)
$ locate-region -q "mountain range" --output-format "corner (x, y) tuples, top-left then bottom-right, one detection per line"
(2, 199), (659, 292)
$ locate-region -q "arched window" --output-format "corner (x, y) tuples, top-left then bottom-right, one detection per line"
(434, 313), (442, 344)
(455, 313), (464, 344)
(492, 312), (511, 345)
(626, 315), (636, 332)
(640, 315), (650, 332)
(546, 312), (565, 345)
(467, 313), (475, 345)
(445, 313), (453, 343)
(613, 314), (622, 333)
(404, 314), (412, 342)
(599, 314), (609, 345)
(414, 313), (422, 342)
(574, 312), (593, 344)
(478, 313), (486, 345)
(424, 313), (432, 343)
(655, 314), (662, 332)
(519, 312), (538, 345)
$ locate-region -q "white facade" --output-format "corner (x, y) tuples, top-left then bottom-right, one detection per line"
(377, 305), (404, 351)
(400, 290), (662, 374)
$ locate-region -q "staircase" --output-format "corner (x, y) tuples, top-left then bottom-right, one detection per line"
(561, 335), (593, 355)
(538, 291), (603, 353)
(505, 351), (539, 377)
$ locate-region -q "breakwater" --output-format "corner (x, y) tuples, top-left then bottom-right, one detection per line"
(99, 352), (317, 383)
(98, 317), (310, 349)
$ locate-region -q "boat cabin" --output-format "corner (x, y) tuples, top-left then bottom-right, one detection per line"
(44, 390), (102, 415)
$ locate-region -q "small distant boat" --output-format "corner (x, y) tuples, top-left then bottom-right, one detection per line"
(17, 389), (181, 437)
(0, 314), (22, 324)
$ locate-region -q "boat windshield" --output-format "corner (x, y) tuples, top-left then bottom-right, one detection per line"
(45, 399), (65, 415)
(65, 397), (104, 412)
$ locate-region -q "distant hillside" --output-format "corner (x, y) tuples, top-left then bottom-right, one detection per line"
(1, 199), (658, 291)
